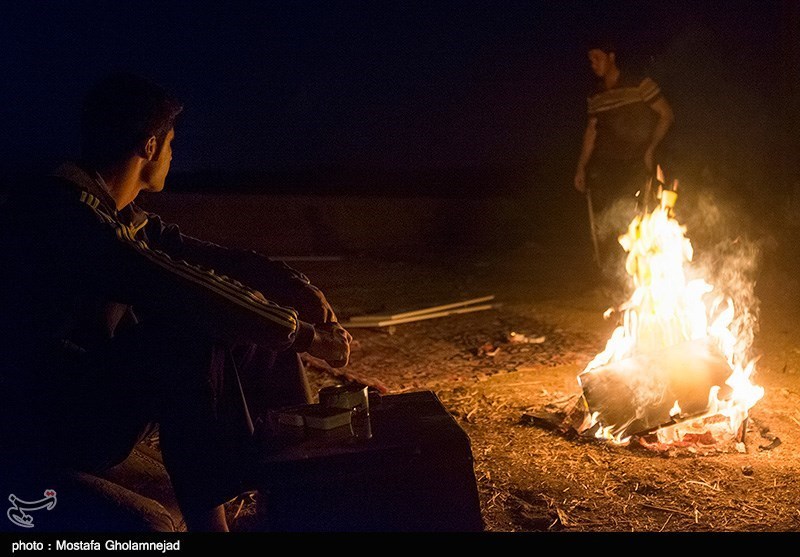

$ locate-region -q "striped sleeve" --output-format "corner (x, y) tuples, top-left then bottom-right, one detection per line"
(77, 191), (314, 351)
(141, 212), (337, 324)
(638, 77), (661, 103)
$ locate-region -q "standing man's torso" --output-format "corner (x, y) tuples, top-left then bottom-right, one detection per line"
(588, 73), (661, 161)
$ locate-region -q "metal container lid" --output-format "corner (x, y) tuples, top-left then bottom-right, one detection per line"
(319, 383), (369, 410)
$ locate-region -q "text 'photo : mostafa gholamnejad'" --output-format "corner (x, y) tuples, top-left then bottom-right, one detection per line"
(53, 539), (180, 552)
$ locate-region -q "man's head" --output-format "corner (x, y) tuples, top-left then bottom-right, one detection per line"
(586, 39), (617, 79)
(81, 72), (183, 192)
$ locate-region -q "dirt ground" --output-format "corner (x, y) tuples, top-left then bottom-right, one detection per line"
(247, 218), (800, 534)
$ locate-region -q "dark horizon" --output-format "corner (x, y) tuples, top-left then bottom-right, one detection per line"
(1, 1), (796, 197)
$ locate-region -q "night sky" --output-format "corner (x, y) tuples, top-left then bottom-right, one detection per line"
(0, 1), (789, 193)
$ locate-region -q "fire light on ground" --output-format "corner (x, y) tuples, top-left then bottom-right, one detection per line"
(577, 170), (764, 448)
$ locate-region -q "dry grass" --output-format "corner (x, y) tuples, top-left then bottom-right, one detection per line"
(222, 241), (800, 532)
(288, 249), (800, 533)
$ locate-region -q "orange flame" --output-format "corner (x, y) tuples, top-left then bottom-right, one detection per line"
(581, 171), (763, 445)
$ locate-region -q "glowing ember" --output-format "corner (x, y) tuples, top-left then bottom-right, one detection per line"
(578, 170), (764, 446)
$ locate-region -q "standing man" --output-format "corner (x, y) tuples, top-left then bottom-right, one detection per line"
(0, 72), (352, 531)
(573, 39), (674, 266)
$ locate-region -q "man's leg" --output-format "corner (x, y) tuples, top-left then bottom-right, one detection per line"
(233, 344), (313, 427)
(117, 325), (254, 532)
(228, 344), (315, 528)
(586, 159), (642, 299)
(34, 320), (257, 531)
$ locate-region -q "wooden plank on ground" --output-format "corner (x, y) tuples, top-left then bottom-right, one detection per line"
(342, 303), (496, 328)
(348, 295), (495, 322)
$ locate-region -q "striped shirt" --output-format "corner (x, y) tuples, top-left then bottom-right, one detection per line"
(0, 162), (317, 364)
(587, 73), (663, 161)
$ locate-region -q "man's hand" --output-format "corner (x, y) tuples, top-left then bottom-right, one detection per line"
(301, 353), (389, 394)
(574, 168), (587, 193)
(307, 322), (352, 368)
(294, 285), (338, 324)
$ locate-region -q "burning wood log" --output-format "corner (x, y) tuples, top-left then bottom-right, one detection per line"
(572, 169), (764, 446)
(578, 338), (734, 440)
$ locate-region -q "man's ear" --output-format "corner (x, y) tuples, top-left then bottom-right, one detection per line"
(608, 52), (616, 66)
(143, 136), (158, 161)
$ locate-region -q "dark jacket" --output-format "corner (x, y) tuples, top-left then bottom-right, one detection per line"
(0, 162), (327, 372)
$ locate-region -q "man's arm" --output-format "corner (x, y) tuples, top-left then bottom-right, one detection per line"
(644, 96), (674, 172)
(141, 213), (337, 324)
(574, 116), (597, 192)
(75, 198), (350, 366)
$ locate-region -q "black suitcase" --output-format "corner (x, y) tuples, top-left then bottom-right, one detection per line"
(254, 390), (484, 532)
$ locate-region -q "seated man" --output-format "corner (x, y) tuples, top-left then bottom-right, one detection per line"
(0, 72), (352, 532)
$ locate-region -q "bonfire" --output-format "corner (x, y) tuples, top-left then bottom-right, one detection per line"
(576, 168), (764, 449)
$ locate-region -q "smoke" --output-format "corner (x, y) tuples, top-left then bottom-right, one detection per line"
(596, 196), (638, 242)
(680, 189), (765, 365)
(678, 189), (743, 248)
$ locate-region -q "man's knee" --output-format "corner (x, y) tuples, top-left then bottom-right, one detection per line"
(237, 346), (311, 418)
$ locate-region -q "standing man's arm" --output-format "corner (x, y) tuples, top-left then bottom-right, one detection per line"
(644, 96), (674, 172)
(574, 116), (597, 192)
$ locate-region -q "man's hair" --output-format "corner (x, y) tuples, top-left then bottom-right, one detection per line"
(586, 37), (617, 56)
(81, 71), (183, 166)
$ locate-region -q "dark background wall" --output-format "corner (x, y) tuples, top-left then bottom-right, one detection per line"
(1, 1), (796, 203)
